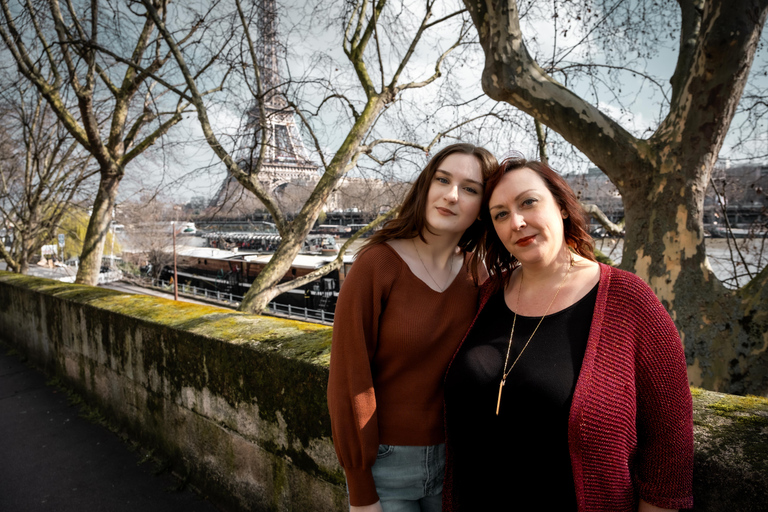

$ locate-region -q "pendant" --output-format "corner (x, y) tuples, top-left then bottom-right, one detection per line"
(496, 378), (505, 415)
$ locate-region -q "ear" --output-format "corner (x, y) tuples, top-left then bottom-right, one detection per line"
(561, 210), (569, 219)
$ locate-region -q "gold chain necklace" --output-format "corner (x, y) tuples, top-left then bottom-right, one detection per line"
(412, 238), (454, 292)
(495, 254), (574, 415)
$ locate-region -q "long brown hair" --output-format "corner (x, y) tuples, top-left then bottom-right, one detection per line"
(363, 143), (498, 257)
(478, 155), (595, 290)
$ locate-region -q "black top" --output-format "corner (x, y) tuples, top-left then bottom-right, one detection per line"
(444, 282), (599, 510)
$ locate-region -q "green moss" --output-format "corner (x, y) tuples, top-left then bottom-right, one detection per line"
(694, 389), (768, 481)
(706, 394), (768, 429)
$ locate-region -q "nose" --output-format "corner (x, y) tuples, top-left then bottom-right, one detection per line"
(444, 185), (459, 203)
(510, 212), (526, 231)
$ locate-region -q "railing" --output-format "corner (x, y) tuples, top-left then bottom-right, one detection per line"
(151, 279), (334, 325)
(266, 301), (335, 324)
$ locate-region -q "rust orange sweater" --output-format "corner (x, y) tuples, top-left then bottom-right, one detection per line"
(327, 243), (479, 506)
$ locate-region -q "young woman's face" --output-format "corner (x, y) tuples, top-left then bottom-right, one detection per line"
(488, 167), (567, 267)
(423, 153), (484, 237)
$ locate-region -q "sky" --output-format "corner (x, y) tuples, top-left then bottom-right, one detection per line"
(124, 0), (768, 204)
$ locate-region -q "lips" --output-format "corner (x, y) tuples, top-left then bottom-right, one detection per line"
(515, 235), (536, 247)
(436, 207), (456, 216)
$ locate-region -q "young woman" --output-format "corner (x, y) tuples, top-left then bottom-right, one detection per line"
(327, 143), (497, 512)
(443, 156), (694, 512)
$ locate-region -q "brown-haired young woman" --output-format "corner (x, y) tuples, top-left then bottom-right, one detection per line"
(443, 156), (694, 512)
(327, 143), (497, 512)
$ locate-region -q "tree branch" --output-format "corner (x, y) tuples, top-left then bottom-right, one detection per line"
(139, 0), (287, 231)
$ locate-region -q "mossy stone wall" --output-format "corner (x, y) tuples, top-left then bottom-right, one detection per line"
(1, 272), (766, 511)
(0, 272), (346, 511)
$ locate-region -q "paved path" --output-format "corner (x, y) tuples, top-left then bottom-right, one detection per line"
(0, 347), (220, 512)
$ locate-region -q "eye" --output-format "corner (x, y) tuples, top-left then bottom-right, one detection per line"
(464, 186), (479, 195)
(522, 198), (537, 207)
(493, 211), (508, 221)
(436, 176), (449, 184)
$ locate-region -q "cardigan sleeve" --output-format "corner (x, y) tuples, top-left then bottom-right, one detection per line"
(631, 280), (694, 509)
(326, 245), (398, 507)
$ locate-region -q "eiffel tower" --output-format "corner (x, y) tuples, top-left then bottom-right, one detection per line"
(211, 0), (318, 215)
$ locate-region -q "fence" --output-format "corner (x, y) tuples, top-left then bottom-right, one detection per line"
(152, 278), (335, 325)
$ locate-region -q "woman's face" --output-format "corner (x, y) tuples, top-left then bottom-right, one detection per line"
(488, 167), (567, 267)
(423, 153), (484, 237)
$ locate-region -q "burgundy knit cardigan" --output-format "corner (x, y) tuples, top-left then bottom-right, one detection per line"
(442, 263), (694, 511)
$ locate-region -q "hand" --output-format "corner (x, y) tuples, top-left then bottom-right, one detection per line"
(638, 499), (677, 512)
(350, 501), (383, 512)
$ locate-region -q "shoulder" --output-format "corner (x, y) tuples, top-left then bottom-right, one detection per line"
(342, 243), (404, 294)
(600, 264), (658, 301)
(353, 243), (404, 273)
(598, 264), (678, 337)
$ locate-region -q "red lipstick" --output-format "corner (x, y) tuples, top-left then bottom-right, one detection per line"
(516, 235), (535, 247)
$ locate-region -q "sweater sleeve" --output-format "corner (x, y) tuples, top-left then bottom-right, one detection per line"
(326, 246), (398, 507)
(631, 280), (694, 509)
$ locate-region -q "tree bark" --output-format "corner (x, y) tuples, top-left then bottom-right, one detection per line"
(464, 0), (768, 394)
(75, 171), (120, 285)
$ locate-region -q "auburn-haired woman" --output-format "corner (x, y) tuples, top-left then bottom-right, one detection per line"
(443, 156), (694, 511)
(327, 143), (497, 512)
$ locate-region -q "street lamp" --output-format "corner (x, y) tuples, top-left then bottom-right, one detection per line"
(172, 205), (183, 301)
(172, 221), (179, 301)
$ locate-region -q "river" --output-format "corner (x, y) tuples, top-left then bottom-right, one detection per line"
(593, 236), (766, 289)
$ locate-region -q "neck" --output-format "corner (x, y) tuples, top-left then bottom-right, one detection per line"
(518, 249), (574, 284)
(414, 230), (461, 267)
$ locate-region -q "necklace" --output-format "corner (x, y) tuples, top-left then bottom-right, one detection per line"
(412, 238), (454, 292)
(495, 254), (574, 415)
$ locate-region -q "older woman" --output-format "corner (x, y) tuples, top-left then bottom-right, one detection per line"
(443, 156), (693, 511)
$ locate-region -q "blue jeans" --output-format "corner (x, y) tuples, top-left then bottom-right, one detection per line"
(370, 444), (445, 512)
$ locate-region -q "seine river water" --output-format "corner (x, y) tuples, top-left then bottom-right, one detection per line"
(593, 236), (766, 289)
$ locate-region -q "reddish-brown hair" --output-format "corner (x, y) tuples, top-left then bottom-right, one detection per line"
(477, 156), (595, 290)
(362, 143), (497, 281)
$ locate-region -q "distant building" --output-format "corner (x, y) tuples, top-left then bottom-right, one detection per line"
(564, 167), (624, 225)
(706, 162), (767, 230)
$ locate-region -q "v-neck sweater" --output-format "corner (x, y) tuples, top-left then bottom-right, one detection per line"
(327, 243), (479, 507)
(443, 263), (694, 511)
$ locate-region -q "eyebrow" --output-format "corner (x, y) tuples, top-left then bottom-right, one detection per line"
(488, 188), (538, 211)
(435, 169), (483, 187)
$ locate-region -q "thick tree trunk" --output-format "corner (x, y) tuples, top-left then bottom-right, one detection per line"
(75, 171), (121, 286)
(464, 0), (768, 394)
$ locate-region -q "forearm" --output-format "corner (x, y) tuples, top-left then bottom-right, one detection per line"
(351, 501), (383, 512)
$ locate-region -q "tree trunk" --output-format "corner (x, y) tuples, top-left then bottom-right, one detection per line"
(463, 0), (768, 394)
(239, 230), (306, 313)
(75, 171), (121, 286)
(237, 95), (389, 315)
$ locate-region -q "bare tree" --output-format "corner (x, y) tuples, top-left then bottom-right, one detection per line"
(464, 0), (768, 394)
(119, 192), (177, 281)
(142, 0), (500, 314)
(0, 0), (200, 285)
(0, 84), (96, 273)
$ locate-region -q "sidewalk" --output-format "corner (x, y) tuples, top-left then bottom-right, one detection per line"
(0, 347), (220, 512)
